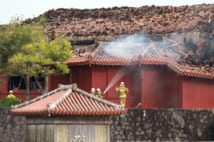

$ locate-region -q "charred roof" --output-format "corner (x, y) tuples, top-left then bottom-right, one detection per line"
(26, 4), (214, 40)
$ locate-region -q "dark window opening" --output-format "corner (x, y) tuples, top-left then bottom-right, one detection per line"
(9, 76), (26, 90)
(70, 40), (94, 45)
(30, 76), (45, 91)
(9, 76), (45, 91)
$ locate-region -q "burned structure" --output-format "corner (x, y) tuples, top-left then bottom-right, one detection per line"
(1, 4), (214, 108)
(67, 33), (214, 109)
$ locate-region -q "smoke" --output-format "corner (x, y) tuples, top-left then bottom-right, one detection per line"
(103, 33), (148, 59)
(103, 69), (125, 94)
(101, 33), (185, 95)
(101, 32), (214, 95)
(102, 33), (187, 62)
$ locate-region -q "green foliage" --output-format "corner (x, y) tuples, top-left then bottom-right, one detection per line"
(0, 16), (73, 98)
(0, 16), (72, 77)
(0, 97), (22, 107)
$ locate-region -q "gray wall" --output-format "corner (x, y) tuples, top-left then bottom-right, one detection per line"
(110, 109), (214, 142)
(1, 108), (214, 142)
(0, 107), (25, 142)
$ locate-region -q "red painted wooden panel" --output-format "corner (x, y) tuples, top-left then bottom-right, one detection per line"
(105, 67), (140, 108)
(0, 76), (9, 95)
(49, 74), (70, 91)
(165, 69), (182, 108)
(12, 91), (41, 100)
(71, 66), (92, 93)
(141, 66), (169, 108)
(182, 78), (214, 109)
(91, 66), (107, 98)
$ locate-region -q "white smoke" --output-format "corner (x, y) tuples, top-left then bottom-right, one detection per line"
(101, 33), (189, 94)
(103, 34), (148, 59)
(103, 69), (125, 94)
(102, 33), (186, 62)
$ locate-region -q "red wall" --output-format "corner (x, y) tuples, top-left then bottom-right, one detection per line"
(165, 69), (182, 108)
(70, 66), (92, 93)
(0, 76), (9, 99)
(91, 66), (107, 98)
(141, 65), (182, 108)
(182, 78), (214, 108)
(11, 91), (41, 100)
(91, 66), (141, 108)
(48, 74), (70, 91)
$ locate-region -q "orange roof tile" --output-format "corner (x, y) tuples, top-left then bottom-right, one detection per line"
(11, 84), (125, 115)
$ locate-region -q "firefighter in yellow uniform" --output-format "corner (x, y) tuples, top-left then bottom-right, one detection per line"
(116, 82), (128, 107)
(7, 90), (16, 98)
(96, 88), (103, 99)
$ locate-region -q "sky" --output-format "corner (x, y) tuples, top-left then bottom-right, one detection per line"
(0, 0), (214, 24)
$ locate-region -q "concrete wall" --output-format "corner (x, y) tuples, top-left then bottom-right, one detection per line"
(0, 107), (25, 142)
(110, 109), (214, 142)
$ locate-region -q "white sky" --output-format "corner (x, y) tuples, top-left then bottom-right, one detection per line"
(0, 0), (214, 24)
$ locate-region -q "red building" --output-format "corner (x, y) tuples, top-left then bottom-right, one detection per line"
(1, 38), (214, 109)
(66, 39), (214, 109)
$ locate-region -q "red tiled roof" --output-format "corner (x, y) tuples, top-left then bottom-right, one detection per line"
(67, 39), (214, 80)
(67, 52), (91, 65)
(11, 84), (125, 115)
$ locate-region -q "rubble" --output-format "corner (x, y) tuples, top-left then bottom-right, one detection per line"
(27, 4), (214, 39)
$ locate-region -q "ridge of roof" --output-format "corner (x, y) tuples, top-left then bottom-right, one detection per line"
(48, 89), (72, 110)
(89, 43), (105, 59)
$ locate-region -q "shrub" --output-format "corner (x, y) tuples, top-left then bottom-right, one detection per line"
(0, 98), (22, 107)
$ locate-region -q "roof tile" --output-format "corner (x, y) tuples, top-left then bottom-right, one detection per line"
(11, 84), (125, 116)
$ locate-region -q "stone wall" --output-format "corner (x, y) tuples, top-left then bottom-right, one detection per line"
(110, 109), (214, 142)
(0, 107), (25, 142)
(1, 108), (214, 142)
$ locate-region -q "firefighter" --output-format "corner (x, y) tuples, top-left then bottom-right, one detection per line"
(96, 88), (103, 99)
(7, 90), (16, 99)
(116, 82), (128, 107)
(90, 88), (95, 96)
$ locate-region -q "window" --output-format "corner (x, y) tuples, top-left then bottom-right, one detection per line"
(9, 76), (26, 90)
(30, 77), (45, 91)
(9, 76), (45, 91)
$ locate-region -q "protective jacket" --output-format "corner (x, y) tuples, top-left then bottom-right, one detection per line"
(116, 86), (128, 98)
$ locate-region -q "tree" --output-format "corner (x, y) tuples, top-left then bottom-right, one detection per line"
(0, 17), (73, 100)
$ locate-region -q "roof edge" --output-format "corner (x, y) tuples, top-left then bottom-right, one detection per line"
(10, 108), (48, 115)
(12, 84), (76, 109)
(12, 88), (63, 109)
